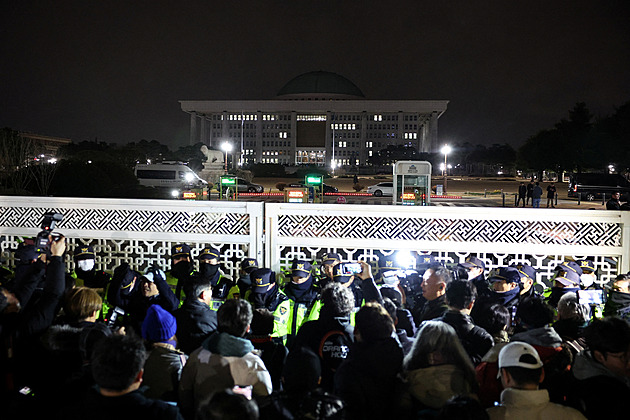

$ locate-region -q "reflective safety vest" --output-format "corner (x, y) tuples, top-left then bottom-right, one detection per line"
(271, 291), (323, 344)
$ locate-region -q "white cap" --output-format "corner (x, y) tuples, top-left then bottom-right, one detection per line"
(498, 342), (543, 371)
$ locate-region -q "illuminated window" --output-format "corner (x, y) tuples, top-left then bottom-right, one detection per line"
(373, 114), (382, 121)
(297, 115), (326, 121)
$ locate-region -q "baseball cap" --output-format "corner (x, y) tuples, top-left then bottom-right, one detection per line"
(489, 266), (521, 284)
(171, 243), (191, 259)
(577, 259), (595, 274)
(322, 252), (341, 265)
(199, 247), (220, 261)
(74, 245), (95, 261)
(458, 256), (485, 271)
(554, 268), (581, 287)
(250, 268), (275, 293)
(510, 263), (536, 282)
(291, 260), (312, 279)
(555, 261), (583, 277)
(498, 341), (543, 371)
(241, 258), (258, 274)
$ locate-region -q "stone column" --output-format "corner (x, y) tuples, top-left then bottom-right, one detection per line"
(189, 112), (198, 145)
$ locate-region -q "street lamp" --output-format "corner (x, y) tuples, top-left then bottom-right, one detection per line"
(221, 142), (232, 173)
(441, 144), (451, 194)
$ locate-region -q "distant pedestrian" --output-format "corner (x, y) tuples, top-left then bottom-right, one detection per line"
(353, 174), (358, 184)
(546, 182), (556, 208)
(526, 180), (534, 205)
(532, 182), (543, 208)
(516, 182), (527, 207)
(606, 191), (621, 210)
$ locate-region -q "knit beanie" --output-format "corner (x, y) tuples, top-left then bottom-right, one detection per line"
(142, 304), (177, 343)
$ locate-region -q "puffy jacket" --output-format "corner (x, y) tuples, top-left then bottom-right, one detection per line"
(440, 310), (494, 365)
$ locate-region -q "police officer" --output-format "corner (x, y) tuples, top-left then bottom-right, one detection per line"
(283, 260), (323, 347)
(197, 246), (236, 303)
(71, 245), (111, 289)
(457, 256), (489, 298)
(236, 257), (258, 300)
(249, 267), (291, 342)
(545, 262), (582, 308)
(318, 252), (341, 288)
(166, 243), (194, 302)
(577, 259), (598, 289)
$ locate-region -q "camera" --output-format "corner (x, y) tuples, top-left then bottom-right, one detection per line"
(339, 262), (363, 275)
(35, 212), (63, 254)
(106, 306), (126, 330)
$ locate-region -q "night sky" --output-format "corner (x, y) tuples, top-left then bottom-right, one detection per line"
(1, 1), (629, 150)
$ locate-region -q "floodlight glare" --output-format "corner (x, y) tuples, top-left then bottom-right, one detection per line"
(396, 250), (416, 269)
(171, 189), (179, 197)
(185, 173), (194, 182)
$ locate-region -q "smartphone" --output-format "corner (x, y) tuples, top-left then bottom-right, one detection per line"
(340, 262), (362, 275)
(577, 289), (603, 305)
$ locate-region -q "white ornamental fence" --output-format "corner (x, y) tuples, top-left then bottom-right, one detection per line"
(1, 196), (629, 286)
(0, 196), (264, 278)
(265, 203), (630, 287)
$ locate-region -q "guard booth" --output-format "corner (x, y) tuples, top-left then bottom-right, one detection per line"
(304, 174), (324, 203)
(219, 175), (238, 200)
(393, 161), (432, 206)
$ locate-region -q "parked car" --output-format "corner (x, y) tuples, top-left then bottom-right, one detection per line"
(221, 177), (264, 193)
(286, 183), (338, 193)
(366, 182), (393, 197)
(568, 173), (630, 201)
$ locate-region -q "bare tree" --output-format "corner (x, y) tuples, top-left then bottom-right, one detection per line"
(0, 128), (34, 194)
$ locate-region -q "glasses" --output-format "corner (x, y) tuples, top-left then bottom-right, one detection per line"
(606, 351), (630, 364)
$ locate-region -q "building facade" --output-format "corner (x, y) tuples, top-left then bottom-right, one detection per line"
(180, 71), (448, 168)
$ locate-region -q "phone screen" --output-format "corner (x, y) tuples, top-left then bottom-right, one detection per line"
(578, 289), (603, 305)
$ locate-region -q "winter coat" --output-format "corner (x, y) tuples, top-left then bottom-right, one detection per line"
(178, 331), (272, 419)
(174, 298), (218, 354)
(62, 387), (183, 420)
(142, 345), (187, 403)
(413, 294), (448, 325)
(293, 311), (355, 392)
(257, 389), (345, 420)
(487, 388), (586, 420)
(334, 337), (404, 420)
(402, 364), (477, 410)
(568, 350), (630, 420)
(249, 336), (289, 391)
(440, 310), (494, 365)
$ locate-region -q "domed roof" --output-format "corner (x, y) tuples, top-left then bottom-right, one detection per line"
(276, 71), (365, 99)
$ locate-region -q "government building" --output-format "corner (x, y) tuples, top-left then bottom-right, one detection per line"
(180, 71), (448, 168)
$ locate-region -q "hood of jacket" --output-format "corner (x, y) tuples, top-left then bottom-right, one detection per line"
(405, 364), (475, 409)
(202, 331), (254, 357)
(511, 325), (562, 348)
(347, 337), (403, 380)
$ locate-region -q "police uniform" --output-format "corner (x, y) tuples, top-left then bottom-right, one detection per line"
(318, 252), (341, 289)
(249, 268), (291, 341)
(237, 257), (259, 302)
(282, 260), (323, 347)
(165, 243), (194, 303)
(71, 244), (112, 321)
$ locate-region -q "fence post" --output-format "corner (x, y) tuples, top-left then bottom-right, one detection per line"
(502, 192), (505, 207)
(484, 189), (487, 198)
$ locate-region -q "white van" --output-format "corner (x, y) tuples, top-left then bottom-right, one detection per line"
(134, 162), (208, 189)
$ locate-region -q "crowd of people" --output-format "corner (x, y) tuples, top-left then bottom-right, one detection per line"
(1, 236), (630, 419)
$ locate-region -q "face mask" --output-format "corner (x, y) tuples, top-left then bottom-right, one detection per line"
(199, 263), (220, 285)
(467, 270), (479, 281)
(171, 260), (193, 280)
(77, 259), (95, 272)
(288, 275), (313, 299)
(490, 286), (520, 306)
(580, 273), (595, 288)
